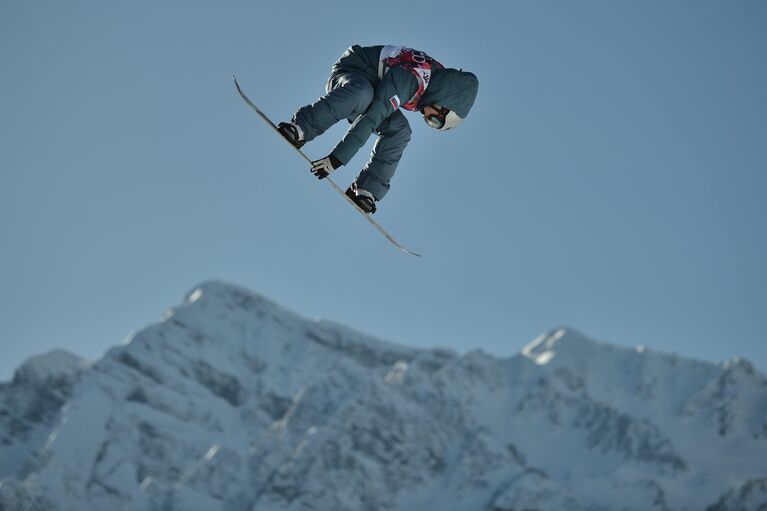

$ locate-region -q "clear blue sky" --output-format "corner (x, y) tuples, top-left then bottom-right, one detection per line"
(1, 0), (766, 380)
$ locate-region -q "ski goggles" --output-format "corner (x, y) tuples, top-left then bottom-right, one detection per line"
(424, 106), (451, 130)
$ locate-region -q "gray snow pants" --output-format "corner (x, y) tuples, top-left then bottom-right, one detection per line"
(293, 71), (412, 201)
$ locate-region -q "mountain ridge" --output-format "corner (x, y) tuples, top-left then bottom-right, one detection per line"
(0, 280), (765, 510)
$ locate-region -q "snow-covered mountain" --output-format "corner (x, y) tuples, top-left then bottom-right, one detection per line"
(1, 281), (765, 511)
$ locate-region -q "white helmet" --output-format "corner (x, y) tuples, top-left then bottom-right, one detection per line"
(439, 110), (464, 131)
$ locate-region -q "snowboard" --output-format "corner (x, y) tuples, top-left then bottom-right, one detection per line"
(233, 76), (421, 257)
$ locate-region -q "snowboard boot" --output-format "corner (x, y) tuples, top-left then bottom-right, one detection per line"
(277, 121), (305, 149)
(345, 183), (377, 214)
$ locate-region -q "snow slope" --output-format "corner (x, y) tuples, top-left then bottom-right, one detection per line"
(0, 350), (88, 480)
(0, 281), (765, 510)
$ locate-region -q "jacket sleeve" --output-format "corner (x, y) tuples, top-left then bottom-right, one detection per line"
(330, 67), (418, 165)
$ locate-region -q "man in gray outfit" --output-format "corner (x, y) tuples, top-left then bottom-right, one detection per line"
(278, 45), (479, 214)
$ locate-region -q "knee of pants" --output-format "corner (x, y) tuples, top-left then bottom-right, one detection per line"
(347, 87), (374, 122)
(330, 73), (374, 120)
(356, 85), (375, 113)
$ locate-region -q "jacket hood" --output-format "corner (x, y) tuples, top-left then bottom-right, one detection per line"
(420, 68), (479, 118)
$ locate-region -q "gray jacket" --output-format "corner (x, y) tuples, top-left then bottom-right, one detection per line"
(329, 45), (419, 164)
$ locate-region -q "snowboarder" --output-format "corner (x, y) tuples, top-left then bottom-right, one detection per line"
(277, 45), (479, 214)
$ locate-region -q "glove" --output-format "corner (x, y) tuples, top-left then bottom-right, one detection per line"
(310, 154), (343, 180)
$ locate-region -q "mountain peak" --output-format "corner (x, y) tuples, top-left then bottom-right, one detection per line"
(12, 349), (88, 386)
(520, 327), (602, 365)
